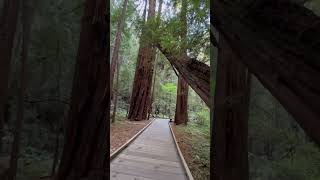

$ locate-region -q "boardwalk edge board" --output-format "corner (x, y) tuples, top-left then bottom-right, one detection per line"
(110, 119), (156, 161)
(169, 122), (195, 180)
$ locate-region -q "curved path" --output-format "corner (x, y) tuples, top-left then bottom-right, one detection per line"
(110, 119), (188, 180)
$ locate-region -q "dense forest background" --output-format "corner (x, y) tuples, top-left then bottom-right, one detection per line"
(0, 0), (319, 179)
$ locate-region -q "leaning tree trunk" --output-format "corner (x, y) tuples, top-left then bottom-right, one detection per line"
(8, 0), (31, 179)
(55, 0), (109, 179)
(0, 0), (20, 153)
(110, 0), (128, 96)
(128, 0), (156, 121)
(211, 36), (251, 180)
(158, 46), (210, 106)
(213, 0), (320, 145)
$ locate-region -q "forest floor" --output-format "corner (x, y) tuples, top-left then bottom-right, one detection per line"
(110, 119), (150, 154)
(172, 123), (210, 180)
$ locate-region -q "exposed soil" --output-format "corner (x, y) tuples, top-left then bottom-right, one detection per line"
(171, 123), (210, 180)
(110, 119), (150, 153)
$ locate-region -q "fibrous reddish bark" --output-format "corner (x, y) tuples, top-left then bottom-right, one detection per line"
(128, 0), (156, 121)
(211, 36), (251, 180)
(55, 0), (109, 179)
(110, 0), (128, 95)
(0, 0), (20, 152)
(174, 76), (189, 125)
(213, 0), (320, 145)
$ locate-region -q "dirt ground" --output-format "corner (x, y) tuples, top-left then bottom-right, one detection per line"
(110, 119), (150, 154)
(171, 123), (210, 180)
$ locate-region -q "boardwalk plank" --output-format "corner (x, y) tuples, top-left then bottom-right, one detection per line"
(111, 119), (188, 180)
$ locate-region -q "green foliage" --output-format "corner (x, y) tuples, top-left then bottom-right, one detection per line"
(160, 83), (177, 94)
(194, 109), (209, 126)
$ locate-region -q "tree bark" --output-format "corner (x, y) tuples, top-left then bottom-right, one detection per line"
(0, 0), (20, 153)
(111, 58), (120, 123)
(55, 0), (110, 179)
(110, 0), (128, 96)
(213, 0), (320, 145)
(211, 36), (251, 180)
(7, 0), (31, 179)
(128, 0), (156, 121)
(174, 0), (189, 125)
(174, 77), (189, 125)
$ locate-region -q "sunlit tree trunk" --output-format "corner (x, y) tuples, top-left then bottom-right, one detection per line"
(55, 0), (110, 179)
(128, 0), (156, 121)
(0, 0), (20, 153)
(110, 0), (128, 97)
(212, 36), (251, 180)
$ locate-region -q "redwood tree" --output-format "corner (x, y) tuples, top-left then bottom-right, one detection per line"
(128, 0), (156, 121)
(212, 36), (251, 180)
(55, 0), (110, 179)
(174, 77), (189, 125)
(174, 0), (189, 125)
(0, 0), (20, 152)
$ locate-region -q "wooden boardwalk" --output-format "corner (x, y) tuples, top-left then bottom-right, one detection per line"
(110, 119), (189, 180)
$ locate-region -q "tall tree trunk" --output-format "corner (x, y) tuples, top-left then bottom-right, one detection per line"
(211, 36), (251, 180)
(174, 77), (189, 125)
(111, 58), (120, 123)
(8, 0), (31, 179)
(110, 0), (128, 96)
(174, 0), (189, 125)
(128, 0), (156, 121)
(0, 0), (20, 153)
(55, 0), (110, 179)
